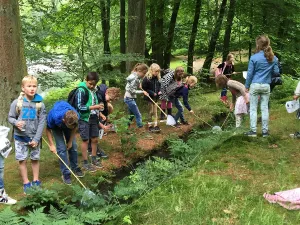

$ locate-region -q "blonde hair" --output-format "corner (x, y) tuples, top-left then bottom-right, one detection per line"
(185, 76), (198, 86)
(146, 63), (161, 80)
(106, 87), (121, 101)
(215, 75), (228, 89)
(64, 110), (78, 128)
(22, 75), (38, 85)
(256, 35), (274, 62)
(226, 53), (234, 62)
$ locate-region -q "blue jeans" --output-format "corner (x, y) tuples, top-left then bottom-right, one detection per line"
(0, 155), (4, 189)
(170, 97), (185, 123)
(124, 98), (143, 127)
(52, 127), (79, 176)
(221, 88), (227, 97)
(249, 83), (270, 133)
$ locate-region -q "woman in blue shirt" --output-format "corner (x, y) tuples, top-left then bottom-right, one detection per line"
(245, 35), (279, 137)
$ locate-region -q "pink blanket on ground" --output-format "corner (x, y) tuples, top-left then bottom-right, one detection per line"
(264, 188), (300, 210)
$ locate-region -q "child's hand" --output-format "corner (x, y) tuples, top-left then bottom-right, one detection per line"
(230, 103), (234, 111)
(143, 91), (149, 96)
(293, 95), (299, 100)
(29, 140), (38, 148)
(100, 113), (106, 121)
(66, 141), (72, 150)
(16, 121), (25, 130)
(158, 91), (162, 95)
(190, 110), (194, 114)
(49, 145), (57, 153)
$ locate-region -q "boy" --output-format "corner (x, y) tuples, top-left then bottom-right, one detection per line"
(8, 75), (46, 193)
(88, 86), (121, 158)
(75, 72), (104, 172)
(46, 101), (84, 185)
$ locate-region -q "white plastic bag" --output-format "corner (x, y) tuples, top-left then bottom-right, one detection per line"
(0, 126), (12, 158)
(286, 100), (299, 113)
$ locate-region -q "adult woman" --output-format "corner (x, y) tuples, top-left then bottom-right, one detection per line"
(245, 35), (279, 137)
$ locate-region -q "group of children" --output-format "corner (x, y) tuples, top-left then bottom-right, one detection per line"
(124, 63), (198, 131)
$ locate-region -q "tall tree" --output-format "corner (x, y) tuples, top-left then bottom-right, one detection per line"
(100, 0), (113, 71)
(0, 0), (26, 126)
(187, 0), (202, 74)
(163, 0), (181, 69)
(248, 0), (254, 60)
(222, 0), (236, 62)
(127, 0), (146, 71)
(120, 0), (126, 73)
(202, 0), (227, 73)
(149, 0), (165, 67)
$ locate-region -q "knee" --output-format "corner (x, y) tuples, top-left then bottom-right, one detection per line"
(91, 137), (98, 144)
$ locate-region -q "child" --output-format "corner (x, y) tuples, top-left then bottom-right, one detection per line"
(159, 67), (185, 120)
(245, 35), (279, 137)
(46, 101), (84, 185)
(88, 86), (121, 158)
(142, 63), (161, 132)
(0, 143), (17, 204)
(215, 53), (236, 104)
(216, 75), (249, 128)
(75, 72), (104, 172)
(8, 75), (46, 193)
(171, 76), (198, 126)
(124, 63), (149, 128)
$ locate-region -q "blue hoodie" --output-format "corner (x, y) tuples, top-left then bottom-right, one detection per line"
(47, 101), (79, 129)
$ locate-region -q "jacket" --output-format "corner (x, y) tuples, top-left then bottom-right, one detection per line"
(8, 94), (46, 143)
(124, 72), (144, 98)
(142, 76), (161, 101)
(174, 84), (192, 111)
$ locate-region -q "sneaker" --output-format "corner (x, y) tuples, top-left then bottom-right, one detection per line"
(23, 182), (32, 194)
(74, 168), (85, 178)
(92, 159), (103, 169)
(244, 131), (257, 137)
(149, 126), (155, 132)
(181, 121), (190, 125)
(290, 132), (300, 138)
(82, 163), (97, 173)
(262, 131), (269, 138)
(31, 180), (41, 187)
(61, 174), (72, 185)
(0, 189), (17, 205)
(154, 126), (161, 132)
(97, 150), (108, 159)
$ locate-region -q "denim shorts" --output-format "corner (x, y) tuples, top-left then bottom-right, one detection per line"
(78, 115), (99, 141)
(15, 139), (40, 161)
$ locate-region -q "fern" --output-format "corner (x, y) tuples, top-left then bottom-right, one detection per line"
(0, 207), (21, 224)
(21, 207), (50, 225)
(48, 205), (68, 221)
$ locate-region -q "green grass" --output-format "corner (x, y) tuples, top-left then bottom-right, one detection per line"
(107, 99), (300, 225)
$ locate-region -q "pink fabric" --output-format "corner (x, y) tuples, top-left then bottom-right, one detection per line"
(234, 93), (249, 115)
(264, 188), (300, 210)
(161, 100), (172, 109)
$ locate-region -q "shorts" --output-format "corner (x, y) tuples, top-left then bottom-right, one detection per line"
(78, 115), (99, 141)
(15, 139), (40, 161)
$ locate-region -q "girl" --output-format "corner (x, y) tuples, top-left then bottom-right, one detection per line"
(245, 35), (279, 137)
(159, 67), (185, 120)
(124, 63), (149, 128)
(215, 75), (249, 128)
(171, 75), (198, 126)
(216, 53), (236, 103)
(142, 63), (161, 132)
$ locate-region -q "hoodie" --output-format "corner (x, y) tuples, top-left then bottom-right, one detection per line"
(8, 94), (46, 143)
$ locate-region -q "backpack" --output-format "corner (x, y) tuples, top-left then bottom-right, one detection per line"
(215, 62), (227, 78)
(166, 80), (184, 97)
(96, 84), (108, 102)
(67, 86), (89, 109)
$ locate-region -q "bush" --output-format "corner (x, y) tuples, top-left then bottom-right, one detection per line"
(271, 74), (297, 101)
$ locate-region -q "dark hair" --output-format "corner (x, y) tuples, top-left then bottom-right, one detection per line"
(64, 110), (78, 129)
(86, 72), (99, 83)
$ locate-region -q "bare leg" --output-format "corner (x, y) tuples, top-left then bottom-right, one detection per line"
(19, 160), (29, 184)
(31, 160), (39, 181)
(81, 140), (88, 161)
(90, 137), (98, 157)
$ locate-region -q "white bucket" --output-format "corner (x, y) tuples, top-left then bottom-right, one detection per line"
(242, 71), (247, 79)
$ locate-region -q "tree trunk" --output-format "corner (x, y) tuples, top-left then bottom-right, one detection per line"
(202, 0), (228, 74)
(100, 0), (113, 71)
(222, 0), (236, 62)
(120, 0), (126, 73)
(248, 0), (254, 59)
(0, 0), (26, 127)
(127, 0), (146, 72)
(187, 0), (202, 74)
(163, 0), (181, 69)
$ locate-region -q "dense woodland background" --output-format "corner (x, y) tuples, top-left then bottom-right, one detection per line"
(0, 0), (300, 125)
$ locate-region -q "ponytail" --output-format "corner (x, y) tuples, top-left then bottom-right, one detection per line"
(264, 46), (274, 63)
